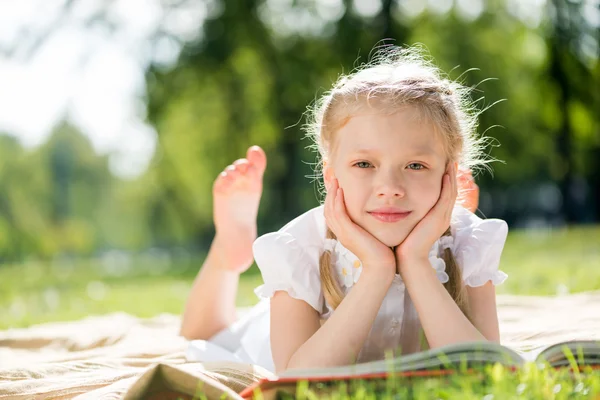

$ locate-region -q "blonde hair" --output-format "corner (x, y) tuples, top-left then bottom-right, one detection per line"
(306, 46), (493, 319)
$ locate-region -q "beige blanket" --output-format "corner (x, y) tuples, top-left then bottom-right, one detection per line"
(1, 292), (599, 399)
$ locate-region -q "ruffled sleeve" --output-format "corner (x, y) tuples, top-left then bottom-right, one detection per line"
(252, 232), (324, 314)
(452, 210), (509, 287)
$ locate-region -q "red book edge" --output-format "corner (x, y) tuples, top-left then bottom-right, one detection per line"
(239, 368), (483, 399)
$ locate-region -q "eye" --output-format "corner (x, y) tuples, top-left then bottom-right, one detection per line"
(407, 163), (425, 170)
(354, 161), (373, 169)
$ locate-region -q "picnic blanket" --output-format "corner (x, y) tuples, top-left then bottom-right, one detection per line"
(1, 291), (599, 399)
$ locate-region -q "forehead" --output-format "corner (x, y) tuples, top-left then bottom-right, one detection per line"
(333, 108), (447, 158)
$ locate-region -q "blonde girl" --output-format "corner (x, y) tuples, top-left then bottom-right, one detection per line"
(182, 46), (507, 375)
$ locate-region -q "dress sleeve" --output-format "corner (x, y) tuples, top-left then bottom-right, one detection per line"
(252, 231), (324, 313)
(454, 217), (509, 287)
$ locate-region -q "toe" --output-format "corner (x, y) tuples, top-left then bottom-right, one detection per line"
(213, 171), (234, 193)
(247, 146), (267, 175)
(233, 158), (250, 174)
(224, 165), (241, 179)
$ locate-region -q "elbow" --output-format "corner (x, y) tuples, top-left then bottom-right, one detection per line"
(179, 320), (207, 341)
(179, 323), (196, 341)
(274, 355), (293, 375)
(180, 319), (228, 341)
(485, 335), (501, 344)
(277, 351), (308, 374)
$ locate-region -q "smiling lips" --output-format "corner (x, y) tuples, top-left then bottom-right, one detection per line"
(368, 207), (412, 223)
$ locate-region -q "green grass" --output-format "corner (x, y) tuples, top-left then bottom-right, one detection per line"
(1, 226), (599, 399)
(1, 225), (598, 330)
(0, 256), (264, 330)
(500, 225), (600, 295)
(258, 362), (600, 399)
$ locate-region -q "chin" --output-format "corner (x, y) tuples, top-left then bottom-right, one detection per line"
(371, 230), (409, 248)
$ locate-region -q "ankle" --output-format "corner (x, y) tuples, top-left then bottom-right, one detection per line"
(209, 234), (254, 272)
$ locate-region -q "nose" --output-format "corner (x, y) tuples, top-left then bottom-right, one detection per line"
(376, 169), (406, 198)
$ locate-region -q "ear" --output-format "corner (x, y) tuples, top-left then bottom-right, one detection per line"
(322, 160), (335, 187)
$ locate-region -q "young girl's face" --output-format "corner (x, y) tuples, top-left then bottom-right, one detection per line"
(326, 107), (448, 248)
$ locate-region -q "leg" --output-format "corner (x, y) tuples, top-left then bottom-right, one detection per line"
(180, 146), (267, 340)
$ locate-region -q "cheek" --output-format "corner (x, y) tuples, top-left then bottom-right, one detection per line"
(340, 185), (362, 213)
(412, 175), (443, 207)
(338, 180), (367, 219)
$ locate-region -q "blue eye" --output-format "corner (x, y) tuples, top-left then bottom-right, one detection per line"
(407, 163), (425, 170)
(354, 161), (372, 168)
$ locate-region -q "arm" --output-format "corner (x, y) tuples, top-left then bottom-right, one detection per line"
(466, 281), (500, 342)
(395, 164), (498, 348)
(400, 257), (494, 349)
(270, 269), (394, 373)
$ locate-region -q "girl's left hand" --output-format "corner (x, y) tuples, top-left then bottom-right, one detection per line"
(395, 163), (458, 273)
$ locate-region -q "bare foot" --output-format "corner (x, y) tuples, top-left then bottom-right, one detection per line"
(212, 146), (267, 273)
(457, 167), (479, 213)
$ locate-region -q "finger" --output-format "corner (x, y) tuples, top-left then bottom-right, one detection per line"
(442, 173), (452, 205)
(444, 167), (456, 214)
(333, 187), (347, 232)
(444, 164), (456, 199)
(447, 165), (458, 222)
(451, 164), (458, 205)
(324, 179), (335, 219)
(324, 179), (339, 233)
(431, 173), (452, 222)
(334, 187), (352, 226)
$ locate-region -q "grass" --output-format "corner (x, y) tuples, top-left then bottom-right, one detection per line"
(1, 225), (599, 399)
(259, 363), (600, 400)
(1, 225), (599, 330)
(500, 225), (600, 295)
(0, 254), (264, 330)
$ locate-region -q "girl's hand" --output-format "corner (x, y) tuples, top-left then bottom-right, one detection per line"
(324, 178), (396, 278)
(457, 167), (479, 213)
(395, 163), (458, 272)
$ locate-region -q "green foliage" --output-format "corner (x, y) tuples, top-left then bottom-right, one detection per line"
(0, 123), (114, 260)
(0, 0), (597, 259)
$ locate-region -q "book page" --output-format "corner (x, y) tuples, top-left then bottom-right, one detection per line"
(280, 341), (525, 379)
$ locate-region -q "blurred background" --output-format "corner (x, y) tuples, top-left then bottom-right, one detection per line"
(0, 0), (598, 328)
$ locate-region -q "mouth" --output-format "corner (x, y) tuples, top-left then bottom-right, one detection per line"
(368, 208), (412, 223)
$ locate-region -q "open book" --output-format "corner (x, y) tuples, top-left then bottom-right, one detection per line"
(239, 340), (600, 399)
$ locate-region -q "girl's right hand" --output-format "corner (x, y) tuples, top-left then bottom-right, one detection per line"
(324, 178), (396, 278)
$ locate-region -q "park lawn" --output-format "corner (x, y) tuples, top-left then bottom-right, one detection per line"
(0, 225), (599, 330)
(0, 226), (599, 399)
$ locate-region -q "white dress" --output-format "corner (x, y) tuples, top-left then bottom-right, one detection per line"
(186, 205), (509, 373)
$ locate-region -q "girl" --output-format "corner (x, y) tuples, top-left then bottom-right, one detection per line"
(182, 46), (507, 374)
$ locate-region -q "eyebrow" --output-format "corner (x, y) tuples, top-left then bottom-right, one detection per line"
(350, 147), (438, 158)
